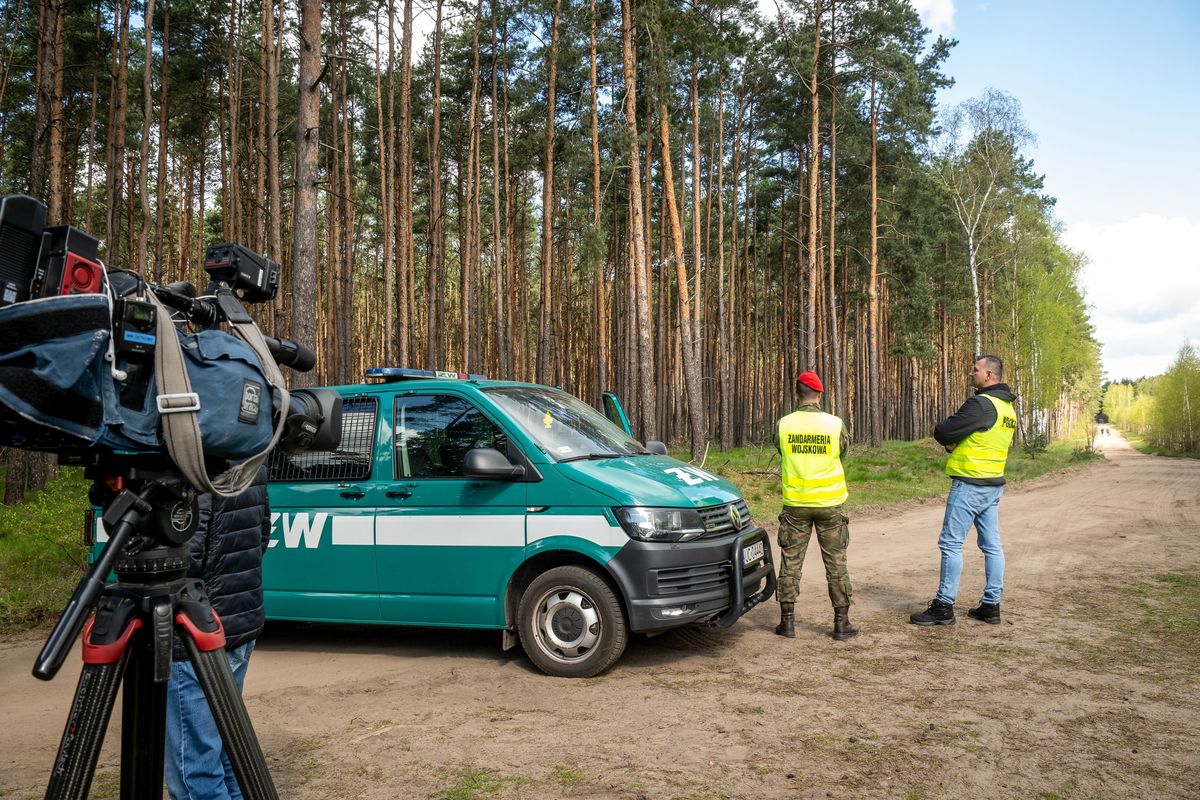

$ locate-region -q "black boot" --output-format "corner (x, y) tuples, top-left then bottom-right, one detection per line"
(775, 602), (795, 638)
(967, 601), (1001, 624)
(909, 599), (955, 626)
(832, 607), (858, 641)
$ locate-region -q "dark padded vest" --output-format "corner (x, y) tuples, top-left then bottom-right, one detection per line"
(173, 466), (270, 659)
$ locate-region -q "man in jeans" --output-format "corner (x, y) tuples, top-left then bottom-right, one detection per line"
(166, 465), (270, 799)
(775, 371), (857, 641)
(911, 355), (1017, 626)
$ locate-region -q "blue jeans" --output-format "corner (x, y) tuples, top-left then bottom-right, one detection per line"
(165, 641), (256, 800)
(935, 480), (1005, 605)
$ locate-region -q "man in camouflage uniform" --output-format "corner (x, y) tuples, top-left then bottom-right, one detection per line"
(775, 371), (857, 641)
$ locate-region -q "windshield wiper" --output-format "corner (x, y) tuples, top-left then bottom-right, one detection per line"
(559, 453), (623, 463)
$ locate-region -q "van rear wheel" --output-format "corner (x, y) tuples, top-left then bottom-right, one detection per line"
(517, 566), (627, 678)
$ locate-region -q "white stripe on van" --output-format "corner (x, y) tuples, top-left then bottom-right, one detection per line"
(375, 514), (525, 547)
(527, 515), (628, 549)
(331, 515), (373, 546)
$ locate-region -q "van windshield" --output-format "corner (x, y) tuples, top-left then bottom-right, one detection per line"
(484, 386), (647, 461)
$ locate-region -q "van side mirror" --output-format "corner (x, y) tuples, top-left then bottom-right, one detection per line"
(644, 440), (668, 455)
(464, 447), (526, 481)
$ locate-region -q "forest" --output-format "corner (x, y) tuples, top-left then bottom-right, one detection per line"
(0, 0), (1100, 470)
(1103, 342), (1199, 456)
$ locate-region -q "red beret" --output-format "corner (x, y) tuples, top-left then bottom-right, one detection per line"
(796, 371), (824, 392)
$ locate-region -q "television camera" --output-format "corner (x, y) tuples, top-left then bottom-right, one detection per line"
(0, 193), (341, 800)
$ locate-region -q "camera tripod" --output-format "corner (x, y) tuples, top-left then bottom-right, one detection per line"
(33, 465), (279, 800)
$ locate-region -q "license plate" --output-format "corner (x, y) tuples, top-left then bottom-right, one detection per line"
(742, 540), (764, 566)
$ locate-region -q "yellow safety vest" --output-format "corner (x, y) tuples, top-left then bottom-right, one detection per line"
(779, 410), (847, 507)
(945, 394), (1017, 479)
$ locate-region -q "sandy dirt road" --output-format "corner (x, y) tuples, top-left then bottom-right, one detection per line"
(2, 433), (1198, 799)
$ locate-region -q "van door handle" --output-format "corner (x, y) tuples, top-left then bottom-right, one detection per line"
(386, 489), (413, 499)
(340, 489), (366, 499)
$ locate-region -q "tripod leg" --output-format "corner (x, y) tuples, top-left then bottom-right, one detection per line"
(119, 629), (169, 800)
(44, 622), (136, 800)
(182, 635), (279, 800)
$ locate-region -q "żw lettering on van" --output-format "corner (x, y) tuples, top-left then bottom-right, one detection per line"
(663, 466), (719, 486)
(269, 512), (329, 549)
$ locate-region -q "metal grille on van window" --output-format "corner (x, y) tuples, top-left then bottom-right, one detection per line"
(267, 397), (378, 483)
(697, 499), (752, 538)
(653, 561), (731, 594)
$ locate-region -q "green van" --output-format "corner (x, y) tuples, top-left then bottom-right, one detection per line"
(95, 369), (775, 677)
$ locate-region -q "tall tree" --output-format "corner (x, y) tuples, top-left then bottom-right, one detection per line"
(291, 0), (321, 387)
(535, 0), (562, 385)
(936, 88), (1032, 355)
(136, 0), (157, 271)
(621, 0), (655, 439)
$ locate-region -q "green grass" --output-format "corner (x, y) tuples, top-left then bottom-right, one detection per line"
(1123, 435), (1200, 459)
(550, 764), (587, 786)
(1061, 572), (1200, 676)
(0, 467), (91, 630)
(432, 767), (530, 800)
(685, 438), (1101, 522)
(1147, 574), (1200, 638)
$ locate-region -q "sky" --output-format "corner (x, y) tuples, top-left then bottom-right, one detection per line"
(912, 0), (1200, 381)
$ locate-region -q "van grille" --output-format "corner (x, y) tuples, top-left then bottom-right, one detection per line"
(654, 561), (731, 595)
(698, 499), (752, 538)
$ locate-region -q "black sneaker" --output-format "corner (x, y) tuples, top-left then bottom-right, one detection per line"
(967, 602), (1001, 624)
(909, 599), (956, 626)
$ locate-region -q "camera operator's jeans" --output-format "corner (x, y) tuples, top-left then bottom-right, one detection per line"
(165, 640), (256, 800)
(934, 480), (1005, 606)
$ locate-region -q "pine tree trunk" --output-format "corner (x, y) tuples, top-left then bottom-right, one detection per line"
(491, 3), (507, 377)
(290, 0), (321, 388)
(153, 0), (170, 282)
(104, 0), (131, 257)
(46, 0), (65, 223)
(426, 0), (444, 368)
(717, 78), (731, 450)
(398, 0), (414, 366)
(590, 0), (607, 396)
(806, 0), (822, 371)
(867, 77), (881, 446)
(621, 0), (655, 439)
(461, 0), (482, 371)
(826, 0), (843, 418)
(268, 0), (284, 324)
(135, 0), (156, 270)
(377, 6), (394, 363)
(536, 0), (562, 384)
(30, 0), (59, 199)
(658, 102), (706, 459)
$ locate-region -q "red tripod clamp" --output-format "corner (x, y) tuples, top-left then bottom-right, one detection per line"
(81, 616), (143, 666)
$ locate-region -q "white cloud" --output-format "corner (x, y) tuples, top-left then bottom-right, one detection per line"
(1064, 214), (1200, 381)
(912, 0), (956, 36)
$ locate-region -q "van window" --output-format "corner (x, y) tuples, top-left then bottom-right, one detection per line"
(268, 396), (378, 482)
(484, 386), (644, 461)
(394, 395), (507, 479)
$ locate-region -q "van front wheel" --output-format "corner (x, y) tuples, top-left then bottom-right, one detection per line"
(517, 566), (627, 678)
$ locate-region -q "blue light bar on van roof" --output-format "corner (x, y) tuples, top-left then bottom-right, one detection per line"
(364, 367), (488, 382)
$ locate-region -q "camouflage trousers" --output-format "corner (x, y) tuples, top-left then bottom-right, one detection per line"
(776, 504), (853, 608)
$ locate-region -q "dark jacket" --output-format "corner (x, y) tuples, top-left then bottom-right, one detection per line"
(933, 383), (1016, 486)
(173, 465), (271, 659)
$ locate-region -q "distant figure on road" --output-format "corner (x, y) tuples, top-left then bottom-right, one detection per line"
(910, 355), (1017, 628)
(775, 371), (857, 641)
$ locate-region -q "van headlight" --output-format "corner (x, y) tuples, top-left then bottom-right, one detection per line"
(615, 507), (707, 542)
